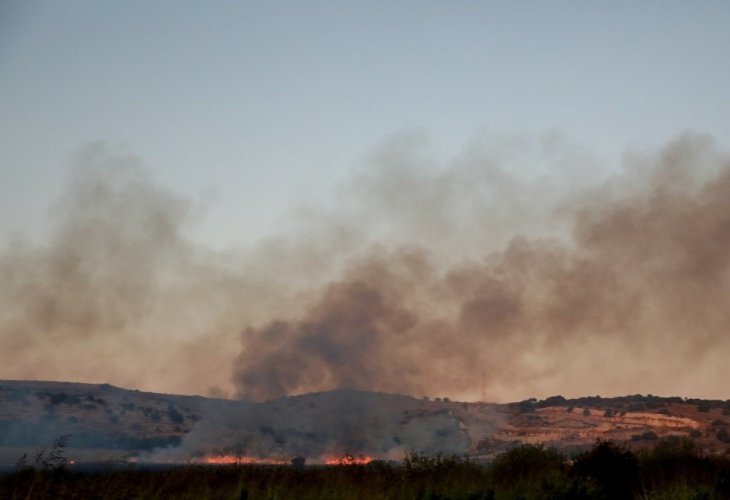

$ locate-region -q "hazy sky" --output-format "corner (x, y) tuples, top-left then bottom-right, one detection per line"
(2, 1), (729, 247)
(2, 2), (730, 401)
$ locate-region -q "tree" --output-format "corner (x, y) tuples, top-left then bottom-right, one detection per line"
(572, 440), (639, 499)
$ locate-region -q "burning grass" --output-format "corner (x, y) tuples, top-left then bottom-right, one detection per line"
(196, 455), (289, 466)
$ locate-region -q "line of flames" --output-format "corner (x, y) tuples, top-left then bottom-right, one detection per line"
(322, 454), (376, 465)
(196, 454), (376, 465)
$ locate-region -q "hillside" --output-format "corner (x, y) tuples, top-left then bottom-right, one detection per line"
(1, 380), (729, 466)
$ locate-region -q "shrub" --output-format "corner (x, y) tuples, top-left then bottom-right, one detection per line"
(539, 395), (567, 408)
(648, 436), (699, 460)
(490, 444), (569, 496)
(631, 431), (658, 441)
(717, 428), (730, 443)
(572, 440), (639, 499)
(627, 402), (646, 412)
(167, 406), (184, 424)
(516, 399), (536, 413)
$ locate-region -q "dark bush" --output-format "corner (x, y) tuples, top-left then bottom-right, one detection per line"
(572, 440), (639, 499)
(490, 444), (569, 496)
(167, 405), (184, 424)
(627, 402), (646, 412)
(515, 399), (536, 413)
(648, 436), (699, 460)
(631, 431), (658, 441)
(717, 428), (730, 443)
(697, 403), (711, 413)
(538, 395), (567, 408)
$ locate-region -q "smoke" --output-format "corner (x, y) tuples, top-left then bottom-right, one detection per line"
(2, 134), (729, 402)
(233, 133), (730, 401)
(145, 390), (477, 462)
(0, 144), (283, 395)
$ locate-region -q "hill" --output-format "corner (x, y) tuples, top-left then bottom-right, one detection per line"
(1, 380), (729, 465)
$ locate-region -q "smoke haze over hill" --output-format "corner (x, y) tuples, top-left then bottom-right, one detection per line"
(1, 135), (729, 402)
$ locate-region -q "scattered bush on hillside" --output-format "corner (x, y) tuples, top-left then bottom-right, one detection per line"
(514, 399), (536, 413)
(717, 428), (730, 443)
(535, 395), (566, 408)
(627, 402), (646, 412)
(167, 405), (184, 424)
(631, 431), (658, 441)
(85, 395), (107, 405)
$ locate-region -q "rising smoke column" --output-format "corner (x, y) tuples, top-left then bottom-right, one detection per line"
(233, 134), (730, 401)
(1, 135), (729, 401)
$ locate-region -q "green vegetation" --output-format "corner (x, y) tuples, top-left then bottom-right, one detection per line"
(2, 439), (730, 499)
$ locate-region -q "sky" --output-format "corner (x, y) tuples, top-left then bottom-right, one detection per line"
(1, 1), (730, 402)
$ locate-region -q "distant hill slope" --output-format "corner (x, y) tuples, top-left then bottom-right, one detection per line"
(1, 380), (729, 464)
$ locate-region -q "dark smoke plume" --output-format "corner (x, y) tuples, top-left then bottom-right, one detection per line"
(233, 134), (730, 401)
(2, 135), (729, 402)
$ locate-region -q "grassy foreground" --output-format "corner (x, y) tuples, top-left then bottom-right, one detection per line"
(2, 439), (730, 499)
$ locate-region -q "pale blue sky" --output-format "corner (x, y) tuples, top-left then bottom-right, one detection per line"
(2, 1), (729, 248)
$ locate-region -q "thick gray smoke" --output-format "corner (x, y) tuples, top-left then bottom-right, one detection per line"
(1, 135), (729, 402)
(146, 390), (478, 462)
(0, 144), (291, 395)
(233, 134), (730, 401)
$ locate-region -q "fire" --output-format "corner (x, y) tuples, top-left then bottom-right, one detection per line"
(136, 454), (378, 466)
(198, 455), (288, 465)
(323, 454), (376, 465)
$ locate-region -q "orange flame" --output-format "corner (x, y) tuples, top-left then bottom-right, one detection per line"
(154, 454), (377, 466)
(323, 453), (376, 465)
(198, 455), (288, 465)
